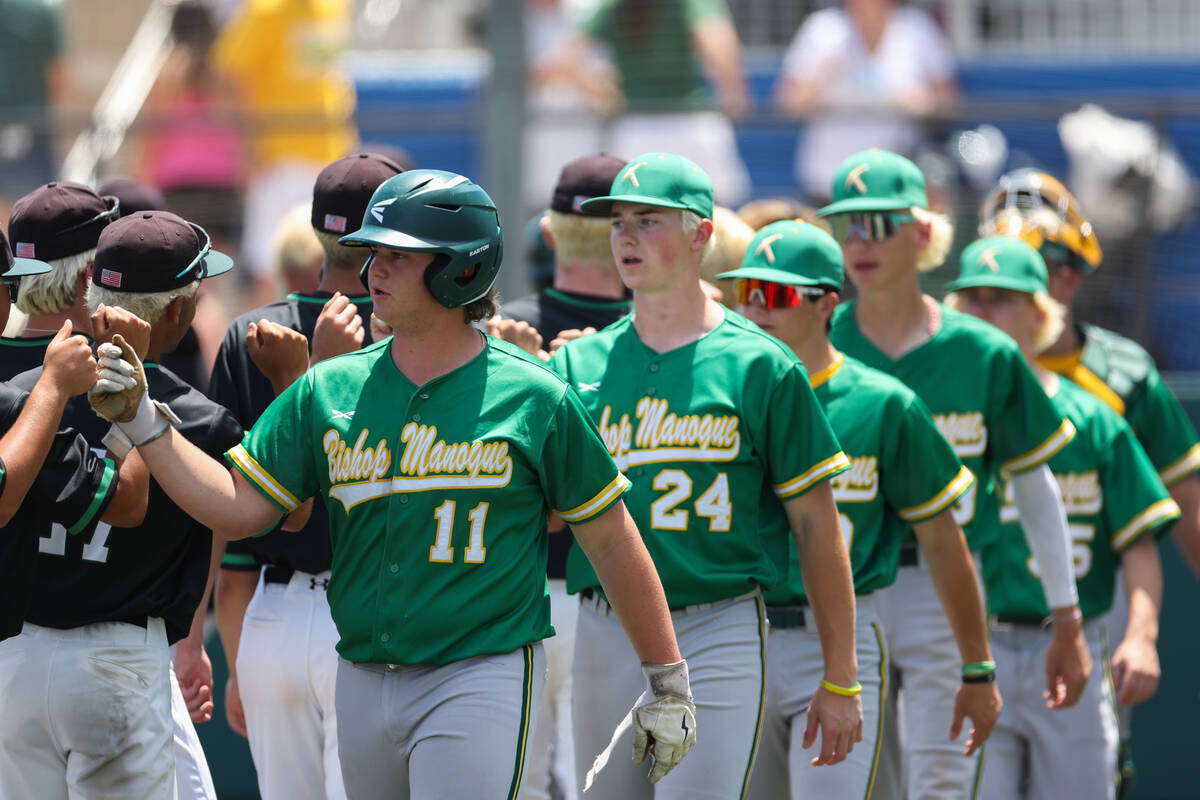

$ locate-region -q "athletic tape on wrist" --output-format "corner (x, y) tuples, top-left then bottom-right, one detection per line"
(101, 424), (134, 459)
(117, 392), (182, 446)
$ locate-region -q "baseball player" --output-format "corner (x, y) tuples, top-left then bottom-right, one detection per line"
(1, 210), (240, 800)
(0, 230), (149, 644)
(550, 153), (860, 800)
(209, 151), (402, 800)
(979, 170), (1200, 793)
(0, 181), (118, 379)
(716, 220), (1000, 800)
(488, 152), (630, 800)
(88, 168), (697, 799)
(945, 235), (1177, 800)
(818, 149), (1090, 799)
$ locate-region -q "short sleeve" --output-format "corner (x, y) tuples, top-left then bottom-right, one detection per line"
(1101, 420), (1181, 552)
(221, 538), (262, 571)
(988, 348), (1075, 474)
(32, 428), (117, 535)
(1127, 368), (1200, 486)
(225, 375), (316, 513)
(539, 387), (630, 524)
(881, 394), (973, 522)
(763, 362), (848, 499)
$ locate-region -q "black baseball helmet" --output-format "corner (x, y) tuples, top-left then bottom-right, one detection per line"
(341, 170), (503, 309)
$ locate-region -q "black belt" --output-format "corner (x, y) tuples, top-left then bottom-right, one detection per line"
(766, 601), (809, 629)
(264, 565), (295, 585)
(899, 541), (919, 567)
(579, 587), (697, 613)
(116, 615), (147, 628)
(992, 613), (1046, 628)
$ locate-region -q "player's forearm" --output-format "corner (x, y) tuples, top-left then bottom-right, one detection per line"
(138, 427), (278, 537)
(1120, 535), (1163, 647)
(99, 449), (149, 527)
(214, 567), (258, 671)
(572, 502), (682, 665)
(913, 511), (992, 664)
(1167, 476), (1200, 577)
(786, 485), (857, 685)
(0, 379), (70, 523)
(1011, 464), (1080, 612)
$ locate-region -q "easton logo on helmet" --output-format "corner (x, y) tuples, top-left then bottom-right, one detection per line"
(370, 197), (397, 223)
(469, 244), (490, 257)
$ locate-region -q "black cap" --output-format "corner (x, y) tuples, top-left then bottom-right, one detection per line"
(312, 152), (405, 234)
(551, 153), (627, 216)
(8, 181), (120, 262)
(92, 211), (234, 293)
(96, 175), (168, 217)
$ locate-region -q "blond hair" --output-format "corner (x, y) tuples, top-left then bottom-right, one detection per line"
(86, 279), (200, 326)
(16, 249), (95, 315)
(680, 209), (717, 262)
(944, 290), (1065, 354)
(314, 230), (370, 272)
(913, 207), (954, 272)
(700, 206), (754, 284)
(273, 204), (324, 274)
(544, 210), (612, 263)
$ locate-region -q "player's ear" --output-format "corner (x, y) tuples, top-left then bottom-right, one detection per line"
(539, 214), (556, 251)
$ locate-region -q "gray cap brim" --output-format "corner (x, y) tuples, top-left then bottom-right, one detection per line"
(4, 256), (53, 278)
(200, 250), (235, 279)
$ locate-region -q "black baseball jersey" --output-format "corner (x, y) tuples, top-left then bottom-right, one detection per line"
(0, 383), (118, 642)
(11, 363), (243, 643)
(208, 291), (375, 575)
(500, 287), (632, 578)
(0, 334), (56, 382)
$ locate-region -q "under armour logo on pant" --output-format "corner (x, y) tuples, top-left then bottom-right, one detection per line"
(310, 578), (329, 590)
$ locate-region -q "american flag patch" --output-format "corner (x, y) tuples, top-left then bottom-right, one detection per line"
(14, 242), (34, 258)
(324, 214), (347, 233)
(572, 195), (589, 213)
(100, 269), (122, 287)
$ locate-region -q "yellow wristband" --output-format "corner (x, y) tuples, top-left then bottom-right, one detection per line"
(819, 678), (862, 697)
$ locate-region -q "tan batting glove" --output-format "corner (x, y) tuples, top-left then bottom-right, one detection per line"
(633, 660), (697, 783)
(89, 335), (180, 445)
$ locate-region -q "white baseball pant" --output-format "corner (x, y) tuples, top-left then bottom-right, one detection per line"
(980, 619), (1117, 800)
(236, 569), (345, 800)
(747, 592), (887, 800)
(0, 618), (176, 799)
(170, 652), (217, 800)
(334, 643), (546, 800)
(573, 589), (766, 800)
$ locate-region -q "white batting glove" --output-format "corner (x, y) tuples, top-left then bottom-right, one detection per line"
(632, 660), (697, 783)
(90, 339), (180, 445)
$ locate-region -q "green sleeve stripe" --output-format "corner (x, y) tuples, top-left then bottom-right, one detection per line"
(1112, 498), (1181, 552)
(1001, 419), (1076, 475)
(557, 474), (630, 523)
(221, 552), (259, 567)
(898, 466), (974, 522)
(1158, 443), (1200, 487)
(226, 444), (300, 511)
(774, 451), (851, 499)
(67, 458), (116, 535)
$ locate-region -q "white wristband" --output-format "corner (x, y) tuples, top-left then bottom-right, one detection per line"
(116, 392), (181, 447)
(101, 424), (134, 459)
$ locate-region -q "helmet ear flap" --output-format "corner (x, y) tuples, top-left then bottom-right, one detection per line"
(422, 253), (452, 298)
(358, 251), (375, 290)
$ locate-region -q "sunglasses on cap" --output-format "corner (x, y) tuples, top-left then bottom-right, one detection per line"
(2, 277), (19, 304)
(57, 195), (121, 236)
(174, 222), (215, 282)
(829, 212), (916, 244)
(735, 278), (827, 309)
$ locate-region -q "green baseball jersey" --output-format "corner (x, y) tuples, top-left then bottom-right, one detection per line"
(985, 378), (1180, 619)
(1039, 322), (1200, 488)
(830, 301), (1075, 551)
(227, 337), (630, 666)
(765, 353), (973, 604)
(550, 309), (849, 607)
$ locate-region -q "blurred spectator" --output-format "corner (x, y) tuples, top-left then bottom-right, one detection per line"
(537, 0), (752, 205)
(140, 0), (243, 259)
(736, 197), (824, 231)
(212, 0), (357, 310)
(775, 0), (958, 203)
(95, 175), (168, 218)
(0, 0), (66, 220)
(271, 203), (324, 296)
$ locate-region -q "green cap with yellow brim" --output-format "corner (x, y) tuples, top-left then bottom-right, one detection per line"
(816, 149), (928, 217)
(945, 235), (1050, 295)
(580, 153), (714, 219)
(716, 220), (844, 290)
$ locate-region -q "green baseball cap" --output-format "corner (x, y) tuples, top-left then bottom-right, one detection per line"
(581, 153), (714, 219)
(945, 235), (1049, 295)
(816, 149), (928, 217)
(716, 220), (843, 289)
